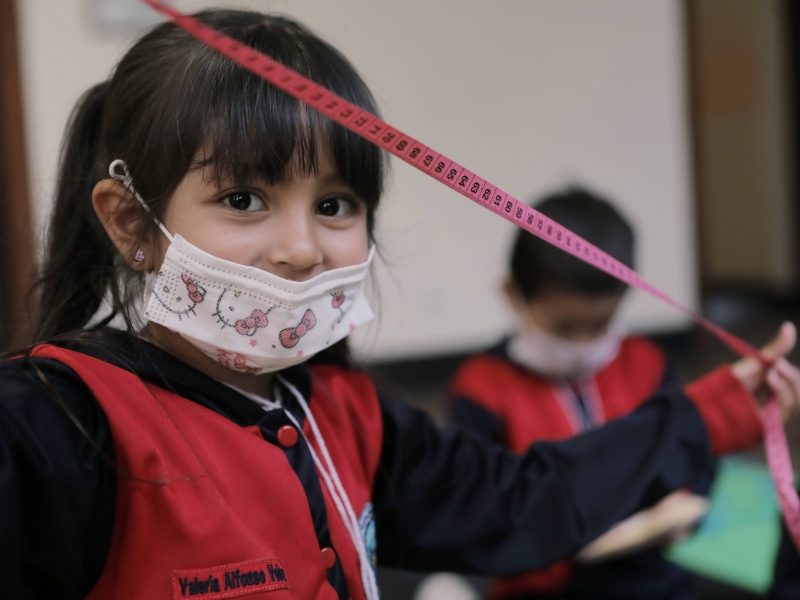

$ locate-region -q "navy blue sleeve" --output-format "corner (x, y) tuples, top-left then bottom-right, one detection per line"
(372, 388), (713, 575)
(447, 396), (504, 445)
(0, 357), (115, 600)
(656, 352), (717, 497)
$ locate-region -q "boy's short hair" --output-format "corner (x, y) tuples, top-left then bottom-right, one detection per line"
(509, 187), (635, 299)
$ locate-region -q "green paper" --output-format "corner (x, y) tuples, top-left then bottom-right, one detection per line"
(666, 457), (782, 594)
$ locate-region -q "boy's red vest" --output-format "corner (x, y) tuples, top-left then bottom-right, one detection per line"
(449, 337), (667, 598)
(31, 345), (383, 600)
(451, 338), (666, 451)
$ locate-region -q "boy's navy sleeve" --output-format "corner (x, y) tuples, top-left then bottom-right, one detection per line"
(655, 353), (718, 496)
(448, 396), (504, 445)
(372, 387), (713, 575)
(0, 357), (115, 600)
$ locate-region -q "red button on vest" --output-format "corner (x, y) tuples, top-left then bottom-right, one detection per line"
(321, 546), (337, 569)
(277, 425), (298, 447)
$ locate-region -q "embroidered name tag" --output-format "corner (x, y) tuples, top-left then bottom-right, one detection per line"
(172, 559), (289, 599)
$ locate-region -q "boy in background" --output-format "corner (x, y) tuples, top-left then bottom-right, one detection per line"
(449, 188), (709, 600)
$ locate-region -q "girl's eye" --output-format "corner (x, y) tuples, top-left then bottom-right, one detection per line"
(222, 192), (264, 212)
(316, 197), (352, 218)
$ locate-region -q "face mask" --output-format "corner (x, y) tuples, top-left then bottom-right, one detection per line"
(507, 316), (625, 380)
(111, 159), (375, 375)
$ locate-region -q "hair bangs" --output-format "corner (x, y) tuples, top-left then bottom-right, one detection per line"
(169, 14), (385, 210)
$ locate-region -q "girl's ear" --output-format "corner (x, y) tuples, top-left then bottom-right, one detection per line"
(92, 178), (155, 271)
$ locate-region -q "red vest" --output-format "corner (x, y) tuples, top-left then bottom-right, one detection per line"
(31, 345), (383, 600)
(451, 337), (666, 450)
(449, 337), (666, 598)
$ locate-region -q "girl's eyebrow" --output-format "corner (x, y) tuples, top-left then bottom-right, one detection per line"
(320, 176), (346, 187)
(316, 171), (349, 186)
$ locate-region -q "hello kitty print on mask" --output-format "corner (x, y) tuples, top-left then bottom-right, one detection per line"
(149, 271), (207, 320)
(142, 239), (375, 374)
(216, 349), (259, 375)
(212, 289), (272, 337)
(113, 159), (375, 374)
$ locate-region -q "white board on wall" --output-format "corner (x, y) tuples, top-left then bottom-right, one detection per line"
(18, 0), (696, 361)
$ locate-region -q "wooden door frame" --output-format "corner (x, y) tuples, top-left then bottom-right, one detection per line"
(0, 0), (34, 348)
(683, 0), (707, 297)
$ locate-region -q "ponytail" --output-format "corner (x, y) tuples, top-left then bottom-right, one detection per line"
(26, 82), (122, 344)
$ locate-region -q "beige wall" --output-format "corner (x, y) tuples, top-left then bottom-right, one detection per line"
(18, 0), (696, 360)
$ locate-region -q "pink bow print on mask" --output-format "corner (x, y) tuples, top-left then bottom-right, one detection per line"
(331, 290), (345, 308)
(279, 309), (317, 348)
(181, 273), (206, 304)
(331, 290), (346, 324)
(234, 309), (269, 336)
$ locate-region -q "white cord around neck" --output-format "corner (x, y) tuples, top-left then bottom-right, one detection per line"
(224, 382), (282, 413)
(276, 374), (379, 600)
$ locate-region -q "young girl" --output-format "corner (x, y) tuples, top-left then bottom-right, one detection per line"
(2, 9), (799, 600)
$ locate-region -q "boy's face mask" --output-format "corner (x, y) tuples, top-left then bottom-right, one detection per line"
(111, 160), (375, 375)
(507, 310), (625, 380)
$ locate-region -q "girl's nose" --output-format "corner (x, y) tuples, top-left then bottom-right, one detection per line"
(267, 214), (323, 280)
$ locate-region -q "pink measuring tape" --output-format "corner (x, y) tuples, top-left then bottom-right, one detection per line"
(142, 0), (800, 550)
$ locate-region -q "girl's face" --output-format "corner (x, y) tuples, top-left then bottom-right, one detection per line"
(155, 149), (370, 279)
(92, 146), (369, 395)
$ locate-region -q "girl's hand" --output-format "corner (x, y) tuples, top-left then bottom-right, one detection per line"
(730, 321), (800, 421)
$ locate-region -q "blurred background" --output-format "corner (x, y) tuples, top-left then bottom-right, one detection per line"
(1, 0), (799, 598)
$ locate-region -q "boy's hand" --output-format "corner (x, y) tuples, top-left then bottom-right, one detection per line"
(575, 491), (709, 564)
(730, 322), (800, 421)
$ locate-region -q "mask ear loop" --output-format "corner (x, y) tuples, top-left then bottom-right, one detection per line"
(109, 159), (174, 243)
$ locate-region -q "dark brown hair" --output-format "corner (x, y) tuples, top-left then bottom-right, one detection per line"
(510, 187), (634, 300)
(26, 9), (385, 356)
